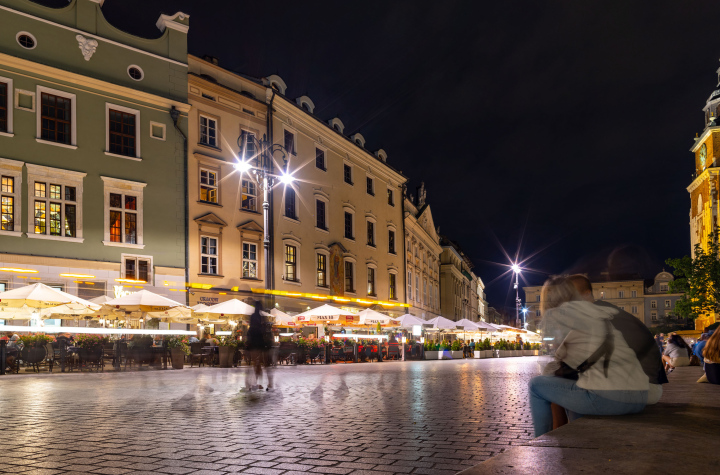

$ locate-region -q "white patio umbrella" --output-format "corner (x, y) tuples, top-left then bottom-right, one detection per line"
(268, 308), (296, 326)
(89, 295), (113, 305)
(396, 313), (426, 329)
(295, 304), (355, 324)
(357, 309), (396, 325)
(454, 319), (481, 331)
(202, 299), (255, 324)
(475, 321), (500, 331)
(426, 316), (457, 330)
(0, 282), (100, 320)
(103, 289), (191, 322)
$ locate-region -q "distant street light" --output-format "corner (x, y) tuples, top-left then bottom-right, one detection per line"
(512, 262), (522, 328)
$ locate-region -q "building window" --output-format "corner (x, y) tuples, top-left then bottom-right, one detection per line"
(366, 177), (374, 195)
(631, 290), (637, 298)
(665, 300), (671, 309)
(128, 66), (144, 81)
(416, 275), (420, 303)
(389, 273), (397, 300)
(619, 306), (625, 311)
(536, 295), (540, 302)
(387, 189), (394, 206)
(315, 148), (326, 170)
(108, 193), (137, 243)
(345, 261), (354, 292)
(317, 253), (327, 287)
(344, 164), (353, 185)
(651, 311), (657, 321)
(240, 130), (257, 162)
(242, 243), (257, 278)
(285, 244), (297, 282)
(284, 130), (295, 154)
(407, 271), (413, 300)
(17, 32), (36, 49)
(618, 290), (625, 298)
(200, 169), (218, 203)
(201, 236), (219, 275)
(536, 309), (541, 317)
(631, 306), (638, 314)
(367, 220), (375, 246)
(316, 199), (327, 230)
(0, 81), (8, 133)
(40, 92), (71, 144)
(199, 115), (217, 147)
(651, 300), (657, 309)
(388, 230), (395, 254)
(435, 286), (438, 309)
(33, 182), (77, 237)
(344, 212), (354, 239)
(242, 179), (256, 211)
(423, 279), (428, 305)
(367, 267), (376, 296)
(108, 107), (138, 157)
(660, 283), (669, 292)
(123, 255), (151, 282)
(1, 175), (15, 231)
(285, 187), (297, 219)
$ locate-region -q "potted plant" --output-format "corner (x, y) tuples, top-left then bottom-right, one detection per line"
(166, 336), (189, 369)
(450, 340), (464, 359)
(217, 335), (237, 368)
(424, 340), (440, 360)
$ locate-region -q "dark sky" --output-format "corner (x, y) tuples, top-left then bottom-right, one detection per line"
(90, 0), (720, 311)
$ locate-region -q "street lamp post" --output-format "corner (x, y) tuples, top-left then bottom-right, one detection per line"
(236, 132), (292, 295)
(512, 264), (521, 328)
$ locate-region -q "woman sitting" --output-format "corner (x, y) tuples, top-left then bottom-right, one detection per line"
(529, 276), (649, 437)
(703, 330), (720, 384)
(662, 333), (691, 373)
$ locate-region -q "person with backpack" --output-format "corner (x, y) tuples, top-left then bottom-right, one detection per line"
(529, 276), (649, 437)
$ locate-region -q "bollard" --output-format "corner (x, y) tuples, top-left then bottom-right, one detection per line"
(0, 340), (6, 375)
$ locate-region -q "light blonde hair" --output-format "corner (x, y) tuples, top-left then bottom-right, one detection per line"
(703, 330), (720, 363)
(540, 275), (582, 313)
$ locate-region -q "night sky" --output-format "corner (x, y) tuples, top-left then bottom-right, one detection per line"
(82, 0), (720, 311)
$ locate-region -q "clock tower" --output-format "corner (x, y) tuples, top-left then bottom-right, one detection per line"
(688, 63), (720, 330)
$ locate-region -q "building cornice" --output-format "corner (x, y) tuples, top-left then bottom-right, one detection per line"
(0, 52), (191, 113)
(0, 4), (188, 68)
(271, 97), (406, 185)
(690, 127), (720, 152)
(687, 168), (720, 193)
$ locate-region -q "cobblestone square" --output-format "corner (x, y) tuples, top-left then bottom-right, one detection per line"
(0, 358), (540, 475)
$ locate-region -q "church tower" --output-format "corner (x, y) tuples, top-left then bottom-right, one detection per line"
(688, 63), (720, 330)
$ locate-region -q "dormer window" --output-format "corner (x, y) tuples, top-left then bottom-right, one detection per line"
(302, 103), (311, 112)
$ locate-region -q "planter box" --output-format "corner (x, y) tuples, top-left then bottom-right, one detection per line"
(451, 350), (464, 359)
(499, 350), (510, 357)
(474, 351), (483, 359)
(425, 351), (440, 360)
(218, 346), (233, 368)
(441, 350), (453, 360)
(484, 350), (493, 358)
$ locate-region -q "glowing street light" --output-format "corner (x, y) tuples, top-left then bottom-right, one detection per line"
(233, 160), (252, 173)
(511, 262), (522, 328)
(279, 172), (295, 185)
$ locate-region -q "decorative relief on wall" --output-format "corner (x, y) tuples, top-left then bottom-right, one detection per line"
(76, 35), (98, 61)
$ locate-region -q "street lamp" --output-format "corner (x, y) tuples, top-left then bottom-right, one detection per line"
(236, 131), (292, 294)
(512, 263), (521, 328)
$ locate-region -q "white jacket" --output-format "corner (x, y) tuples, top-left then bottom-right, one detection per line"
(543, 301), (649, 392)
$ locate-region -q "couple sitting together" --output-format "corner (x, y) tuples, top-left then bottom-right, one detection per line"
(530, 275), (667, 437)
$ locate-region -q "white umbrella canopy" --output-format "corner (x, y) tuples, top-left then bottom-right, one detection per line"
(454, 319), (481, 331)
(0, 282), (100, 319)
(268, 308), (295, 326)
(102, 289), (191, 321)
(296, 304), (355, 323)
(89, 295), (113, 305)
(426, 316), (457, 330)
(397, 313), (426, 328)
(357, 309), (397, 326)
(203, 299), (255, 317)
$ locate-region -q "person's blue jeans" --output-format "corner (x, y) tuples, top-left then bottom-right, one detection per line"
(529, 375), (648, 437)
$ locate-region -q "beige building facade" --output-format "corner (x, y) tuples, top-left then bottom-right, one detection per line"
(266, 76), (408, 315)
(403, 184), (442, 320)
(185, 55), (269, 307)
(439, 236), (480, 321)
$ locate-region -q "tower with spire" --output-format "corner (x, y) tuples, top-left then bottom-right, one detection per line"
(687, 60), (720, 330)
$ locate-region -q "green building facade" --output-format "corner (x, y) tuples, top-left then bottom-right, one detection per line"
(0, 0), (190, 307)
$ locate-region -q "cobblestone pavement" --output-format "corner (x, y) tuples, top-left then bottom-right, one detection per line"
(0, 357), (541, 475)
